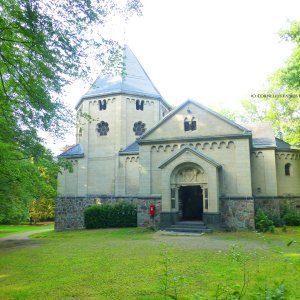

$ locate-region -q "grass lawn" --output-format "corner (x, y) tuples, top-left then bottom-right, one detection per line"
(0, 227), (299, 299)
(0, 223), (54, 238)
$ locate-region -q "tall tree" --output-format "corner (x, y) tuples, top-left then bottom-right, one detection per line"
(242, 21), (300, 145)
(0, 0), (142, 223)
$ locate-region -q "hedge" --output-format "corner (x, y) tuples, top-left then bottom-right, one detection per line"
(84, 201), (137, 229)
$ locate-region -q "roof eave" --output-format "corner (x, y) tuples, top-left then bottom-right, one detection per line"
(119, 151), (139, 156)
(58, 154), (84, 159)
(75, 91), (166, 110)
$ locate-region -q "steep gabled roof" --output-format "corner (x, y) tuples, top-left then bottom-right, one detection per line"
(158, 146), (222, 169)
(139, 99), (251, 141)
(58, 144), (84, 159)
(242, 122), (276, 148)
(76, 45), (170, 109)
(275, 138), (291, 150)
(119, 141), (139, 155)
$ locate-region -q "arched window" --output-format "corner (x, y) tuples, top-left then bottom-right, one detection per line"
(140, 100), (144, 111)
(285, 163), (291, 176)
(135, 100), (140, 110)
(184, 117), (197, 131)
(184, 117), (190, 131)
(99, 100), (107, 110)
(97, 121), (109, 136)
(133, 121), (146, 136)
(136, 100), (144, 111)
(191, 117), (197, 131)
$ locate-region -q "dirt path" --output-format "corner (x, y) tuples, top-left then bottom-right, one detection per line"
(0, 229), (52, 251)
(154, 231), (269, 251)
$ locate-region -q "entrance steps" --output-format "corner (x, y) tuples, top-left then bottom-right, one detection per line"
(164, 221), (213, 234)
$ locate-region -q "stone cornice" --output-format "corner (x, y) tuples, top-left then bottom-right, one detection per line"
(138, 133), (251, 145)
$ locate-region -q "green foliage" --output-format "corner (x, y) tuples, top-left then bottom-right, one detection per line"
(160, 247), (185, 300)
(256, 281), (287, 299)
(280, 204), (300, 226)
(0, 145), (63, 224)
(1, 228), (300, 298)
(255, 209), (275, 232)
(84, 202), (137, 229)
(0, 223), (54, 238)
(241, 21), (300, 145)
(29, 197), (55, 223)
(282, 210), (300, 226)
(0, 0), (141, 223)
(263, 211), (284, 228)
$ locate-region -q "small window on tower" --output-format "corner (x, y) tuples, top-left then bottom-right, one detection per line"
(285, 163), (291, 176)
(99, 100), (107, 111)
(97, 121), (109, 136)
(133, 121), (146, 136)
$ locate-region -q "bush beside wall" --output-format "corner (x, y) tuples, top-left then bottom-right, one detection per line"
(84, 202), (137, 229)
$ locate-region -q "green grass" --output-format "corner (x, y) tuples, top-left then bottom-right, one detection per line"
(0, 223), (54, 237)
(0, 227), (300, 299)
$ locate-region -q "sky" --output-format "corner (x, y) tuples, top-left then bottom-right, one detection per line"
(50, 0), (300, 153)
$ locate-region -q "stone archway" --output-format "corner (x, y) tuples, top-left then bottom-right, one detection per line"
(170, 163), (208, 221)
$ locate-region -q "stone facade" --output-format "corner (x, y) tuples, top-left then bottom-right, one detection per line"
(254, 196), (300, 216)
(220, 198), (255, 231)
(55, 196), (161, 231)
(56, 46), (300, 231)
(55, 197), (96, 231)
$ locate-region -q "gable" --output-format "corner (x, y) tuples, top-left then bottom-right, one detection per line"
(158, 146), (222, 169)
(140, 100), (250, 141)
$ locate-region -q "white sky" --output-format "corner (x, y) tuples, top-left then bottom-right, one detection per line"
(49, 0), (300, 153)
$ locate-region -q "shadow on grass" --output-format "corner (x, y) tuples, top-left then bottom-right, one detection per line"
(0, 239), (44, 252)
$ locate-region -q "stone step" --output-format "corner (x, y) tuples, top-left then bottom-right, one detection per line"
(169, 225), (209, 230)
(172, 223), (206, 228)
(164, 227), (213, 233)
(176, 221), (205, 226)
(164, 220), (213, 233)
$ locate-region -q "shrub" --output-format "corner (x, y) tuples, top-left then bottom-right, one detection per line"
(84, 201), (137, 229)
(282, 210), (300, 226)
(255, 209), (275, 232)
(265, 212), (284, 227)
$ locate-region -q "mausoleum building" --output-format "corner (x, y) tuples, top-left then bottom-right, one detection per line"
(56, 46), (300, 231)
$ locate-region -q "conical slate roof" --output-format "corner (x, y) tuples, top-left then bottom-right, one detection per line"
(79, 45), (162, 103)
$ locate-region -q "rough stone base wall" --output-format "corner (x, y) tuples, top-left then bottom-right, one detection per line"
(137, 199), (161, 228)
(55, 197), (95, 231)
(220, 198), (255, 231)
(279, 197), (300, 214)
(254, 198), (280, 216)
(254, 196), (300, 216)
(55, 196), (161, 231)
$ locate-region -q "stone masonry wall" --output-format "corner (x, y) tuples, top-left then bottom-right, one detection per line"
(254, 198), (280, 216)
(254, 197), (300, 216)
(55, 196), (161, 231)
(220, 198), (255, 231)
(279, 197), (300, 214)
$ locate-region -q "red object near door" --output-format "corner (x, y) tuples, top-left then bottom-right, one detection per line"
(149, 204), (155, 216)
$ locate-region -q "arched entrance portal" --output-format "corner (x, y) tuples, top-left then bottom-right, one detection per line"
(170, 163), (208, 221)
